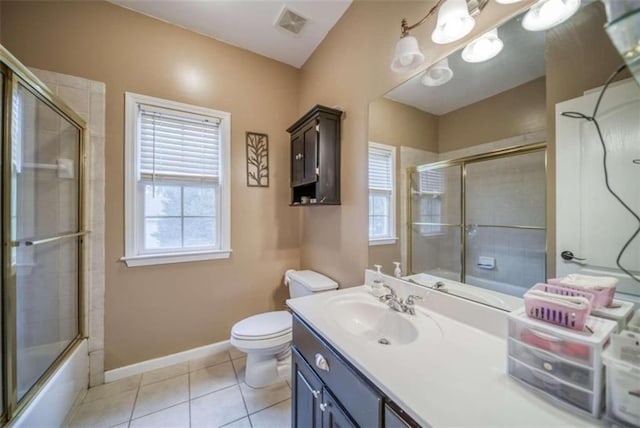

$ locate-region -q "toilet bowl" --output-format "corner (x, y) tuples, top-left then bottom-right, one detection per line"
(230, 270), (338, 388)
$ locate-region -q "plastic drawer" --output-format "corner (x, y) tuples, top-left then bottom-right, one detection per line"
(509, 319), (593, 366)
(508, 357), (595, 414)
(509, 339), (594, 390)
(603, 349), (640, 427)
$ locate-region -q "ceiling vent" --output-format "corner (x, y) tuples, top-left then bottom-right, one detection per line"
(275, 7), (308, 36)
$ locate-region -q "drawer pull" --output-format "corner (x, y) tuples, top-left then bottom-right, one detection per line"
(319, 403), (328, 412)
(315, 353), (330, 372)
(312, 389), (320, 399)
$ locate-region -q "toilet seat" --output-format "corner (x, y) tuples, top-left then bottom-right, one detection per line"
(231, 311), (292, 342)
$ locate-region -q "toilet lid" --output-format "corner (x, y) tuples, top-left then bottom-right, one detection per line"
(231, 311), (292, 340)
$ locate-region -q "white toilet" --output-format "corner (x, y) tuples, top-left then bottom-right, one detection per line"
(230, 270), (338, 388)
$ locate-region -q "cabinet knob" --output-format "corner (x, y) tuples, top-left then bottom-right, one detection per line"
(315, 353), (330, 372)
(312, 389), (320, 399)
(295, 153), (304, 160)
(319, 403), (328, 412)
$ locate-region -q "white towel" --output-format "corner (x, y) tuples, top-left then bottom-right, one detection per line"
(561, 273), (618, 290)
(525, 289), (591, 310)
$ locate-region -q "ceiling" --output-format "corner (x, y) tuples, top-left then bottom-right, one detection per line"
(385, 13), (546, 116)
(108, 0), (352, 68)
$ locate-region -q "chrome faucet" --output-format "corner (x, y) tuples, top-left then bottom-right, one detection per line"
(379, 284), (423, 315)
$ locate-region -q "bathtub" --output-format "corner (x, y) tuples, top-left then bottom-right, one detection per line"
(13, 339), (88, 428)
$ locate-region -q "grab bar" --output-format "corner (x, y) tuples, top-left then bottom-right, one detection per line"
(12, 231), (89, 247)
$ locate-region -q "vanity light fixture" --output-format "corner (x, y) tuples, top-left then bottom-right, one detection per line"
(432, 0), (476, 44)
(421, 58), (454, 86)
(522, 0), (580, 31)
(391, 0), (488, 72)
(461, 28), (504, 63)
(602, 0), (640, 88)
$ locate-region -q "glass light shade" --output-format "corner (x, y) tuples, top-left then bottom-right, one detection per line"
(421, 58), (454, 87)
(461, 28), (504, 63)
(495, 0), (524, 3)
(522, 0), (580, 31)
(605, 8), (640, 87)
(431, 0), (476, 45)
(390, 35), (426, 72)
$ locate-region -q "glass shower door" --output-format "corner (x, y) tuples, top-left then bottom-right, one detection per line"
(410, 164), (462, 280)
(464, 150), (546, 296)
(11, 80), (81, 400)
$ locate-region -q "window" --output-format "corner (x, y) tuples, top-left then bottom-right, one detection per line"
(368, 142), (397, 245)
(417, 168), (444, 236)
(123, 93), (231, 267)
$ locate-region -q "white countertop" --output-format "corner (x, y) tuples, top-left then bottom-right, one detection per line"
(287, 285), (598, 427)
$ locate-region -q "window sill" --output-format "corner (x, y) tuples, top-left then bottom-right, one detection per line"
(369, 237), (398, 246)
(121, 249), (232, 267)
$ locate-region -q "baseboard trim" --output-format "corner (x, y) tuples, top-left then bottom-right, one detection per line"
(104, 340), (231, 383)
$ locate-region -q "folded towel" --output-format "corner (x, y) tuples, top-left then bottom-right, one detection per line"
(525, 289), (591, 310)
(560, 273), (618, 290)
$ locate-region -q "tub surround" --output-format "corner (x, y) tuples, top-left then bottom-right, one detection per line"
(287, 273), (594, 426)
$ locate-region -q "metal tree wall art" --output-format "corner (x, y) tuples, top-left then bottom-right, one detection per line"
(246, 132), (269, 187)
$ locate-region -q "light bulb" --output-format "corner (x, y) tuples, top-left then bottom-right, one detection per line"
(443, 19), (464, 38)
(539, 0), (564, 21)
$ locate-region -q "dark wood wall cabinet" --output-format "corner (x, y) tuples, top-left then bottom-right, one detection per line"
(291, 315), (419, 428)
(287, 105), (342, 206)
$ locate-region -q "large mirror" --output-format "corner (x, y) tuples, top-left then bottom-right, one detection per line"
(368, 0), (640, 311)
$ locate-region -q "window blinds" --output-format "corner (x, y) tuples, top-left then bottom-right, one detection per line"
(368, 148), (393, 190)
(12, 87), (22, 173)
(419, 169), (444, 194)
(138, 105), (221, 182)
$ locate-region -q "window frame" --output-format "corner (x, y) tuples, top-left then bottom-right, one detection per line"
(368, 142), (398, 246)
(122, 92), (231, 267)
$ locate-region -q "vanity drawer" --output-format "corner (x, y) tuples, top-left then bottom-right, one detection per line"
(508, 357), (598, 416)
(293, 315), (382, 428)
(509, 320), (593, 366)
(509, 339), (594, 390)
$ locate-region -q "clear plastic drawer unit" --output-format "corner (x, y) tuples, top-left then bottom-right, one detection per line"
(507, 308), (617, 418)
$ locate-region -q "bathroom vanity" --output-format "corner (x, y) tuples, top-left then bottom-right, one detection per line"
(288, 278), (597, 427)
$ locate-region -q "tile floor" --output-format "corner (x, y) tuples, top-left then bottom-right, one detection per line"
(66, 348), (291, 428)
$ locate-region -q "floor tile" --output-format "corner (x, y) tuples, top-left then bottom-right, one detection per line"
(221, 416), (252, 428)
(140, 362), (189, 386)
(68, 389), (137, 428)
(83, 374), (141, 403)
(250, 399), (291, 428)
(229, 347), (246, 360)
(132, 374), (189, 419)
(240, 381), (291, 414)
(190, 385), (247, 428)
(231, 357), (246, 383)
(190, 361), (237, 399)
(130, 402), (189, 428)
(189, 351), (230, 371)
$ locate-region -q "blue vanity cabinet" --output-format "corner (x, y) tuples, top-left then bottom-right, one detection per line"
(292, 314), (417, 428)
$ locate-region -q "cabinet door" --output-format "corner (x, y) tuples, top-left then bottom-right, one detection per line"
(291, 131), (304, 186)
(292, 349), (323, 428)
(302, 121), (318, 184)
(321, 388), (356, 428)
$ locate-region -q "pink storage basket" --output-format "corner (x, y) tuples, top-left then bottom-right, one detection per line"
(547, 278), (615, 308)
(524, 283), (593, 331)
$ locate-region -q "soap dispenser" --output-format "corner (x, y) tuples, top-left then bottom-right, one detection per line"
(393, 262), (402, 278)
(372, 265), (386, 297)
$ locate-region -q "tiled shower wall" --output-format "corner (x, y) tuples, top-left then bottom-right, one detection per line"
(31, 68), (106, 387)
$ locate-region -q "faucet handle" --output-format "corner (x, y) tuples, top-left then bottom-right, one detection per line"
(404, 295), (423, 305)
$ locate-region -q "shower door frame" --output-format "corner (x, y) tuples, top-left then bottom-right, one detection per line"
(406, 142), (548, 284)
(0, 46), (87, 424)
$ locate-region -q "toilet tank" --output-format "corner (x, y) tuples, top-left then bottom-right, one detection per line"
(286, 270), (338, 298)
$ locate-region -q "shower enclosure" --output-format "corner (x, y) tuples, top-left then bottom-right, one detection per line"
(1, 47), (86, 422)
(408, 143), (546, 297)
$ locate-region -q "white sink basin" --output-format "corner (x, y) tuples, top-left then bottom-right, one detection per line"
(324, 296), (419, 345)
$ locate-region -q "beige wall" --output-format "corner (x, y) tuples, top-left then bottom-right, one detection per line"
(438, 77), (547, 152)
(2, 1), (301, 369)
(298, 0), (536, 287)
(368, 98), (438, 271)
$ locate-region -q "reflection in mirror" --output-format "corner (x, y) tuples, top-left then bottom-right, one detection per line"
(368, 1), (640, 311)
